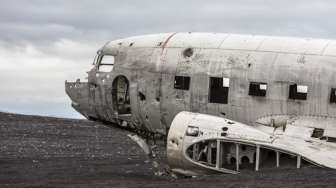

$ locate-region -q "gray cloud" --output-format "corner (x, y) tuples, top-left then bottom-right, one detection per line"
(2, 0), (336, 42)
(1, 0), (336, 118)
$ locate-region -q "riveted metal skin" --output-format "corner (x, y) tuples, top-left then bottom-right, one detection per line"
(65, 32), (336, 175)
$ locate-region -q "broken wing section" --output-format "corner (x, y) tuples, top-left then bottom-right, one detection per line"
(167, 112), (336, 176)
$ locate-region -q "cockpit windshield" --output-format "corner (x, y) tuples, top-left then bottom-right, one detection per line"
(97, 55), (115, 72)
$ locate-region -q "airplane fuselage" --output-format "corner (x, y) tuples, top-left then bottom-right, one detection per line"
(65, 32), (336, 136)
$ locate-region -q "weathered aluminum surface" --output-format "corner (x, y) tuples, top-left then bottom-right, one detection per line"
(167, 112), (336, 176)
(105, 33), (336, 55)
(66, 32), (336, 134)
(65, 32), (336, 174)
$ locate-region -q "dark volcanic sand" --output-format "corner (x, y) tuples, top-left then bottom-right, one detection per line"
(0, 112), (336, 188)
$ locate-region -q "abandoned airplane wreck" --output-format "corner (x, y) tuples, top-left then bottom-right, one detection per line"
(66, 32), (336, 175)
(168, 112), (336, 175)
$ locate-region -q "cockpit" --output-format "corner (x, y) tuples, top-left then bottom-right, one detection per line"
(91, 51), (131, 116)
(93, 52), (115, 72)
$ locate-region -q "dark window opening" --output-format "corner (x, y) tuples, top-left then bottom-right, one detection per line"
(209, 77), (229, 104)
(174, 76), (190, 90)
(320, 136), (327, 140)
(311, 128), (324, 138)
(249, 82), (267, 97)
(330, 88), (336, 103)
(289, 84), (308, 100)
(327, 137), (336, 143)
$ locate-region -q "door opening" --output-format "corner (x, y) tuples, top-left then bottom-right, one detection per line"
(112, 75), (131, 114)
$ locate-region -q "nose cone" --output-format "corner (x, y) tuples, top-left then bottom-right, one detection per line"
(65, 81), (91, 119)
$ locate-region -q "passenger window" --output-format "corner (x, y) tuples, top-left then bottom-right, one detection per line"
(249, 82), (267, 97)
(289, 84), (308, 100)
(327, 137), (336, 143)
(330, 88), (336, 103)
(174, 76), (190, 90)
(98, 55), (115, 72)
(209, 77), (229, 104)
(311, 128), (324, 138)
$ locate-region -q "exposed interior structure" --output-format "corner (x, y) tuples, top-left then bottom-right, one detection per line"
(330, 88), (336, 103)
(209, 77), (229, 104)
(112, 75), (131, 115)
(249, 82), (267, 97)
(167, 112), (336, 176)
(174, 76), (190, 90)
(186, 140), (310, 172)
(289, 84), (308, 100)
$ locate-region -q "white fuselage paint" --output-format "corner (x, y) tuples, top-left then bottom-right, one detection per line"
(66, 32), (336, 135)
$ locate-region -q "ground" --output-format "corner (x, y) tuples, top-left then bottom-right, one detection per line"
(0, 112), (336, 188)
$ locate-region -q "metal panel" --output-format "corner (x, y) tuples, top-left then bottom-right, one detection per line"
(164, 33), (229, 48)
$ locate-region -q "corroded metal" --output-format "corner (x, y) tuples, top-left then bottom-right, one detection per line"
(167, 112), (336, 176)
(65, 32), (336, 175)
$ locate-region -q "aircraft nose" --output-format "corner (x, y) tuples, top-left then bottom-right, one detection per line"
(65, 80), (91, 118)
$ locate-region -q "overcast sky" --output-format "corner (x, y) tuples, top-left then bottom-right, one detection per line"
(1, 0), (336, 118)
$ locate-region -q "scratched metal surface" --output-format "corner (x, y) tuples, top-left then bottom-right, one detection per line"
(66, 32), (336, 135)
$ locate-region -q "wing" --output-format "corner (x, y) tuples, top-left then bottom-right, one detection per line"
(167, 112), (336, 176)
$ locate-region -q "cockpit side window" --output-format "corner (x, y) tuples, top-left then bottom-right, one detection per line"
(93, 54), (98, 65)
(98, 55), (115, 72)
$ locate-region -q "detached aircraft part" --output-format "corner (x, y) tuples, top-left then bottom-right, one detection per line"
(167, 112), (336, 176)
(127, 134), (151, 156)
